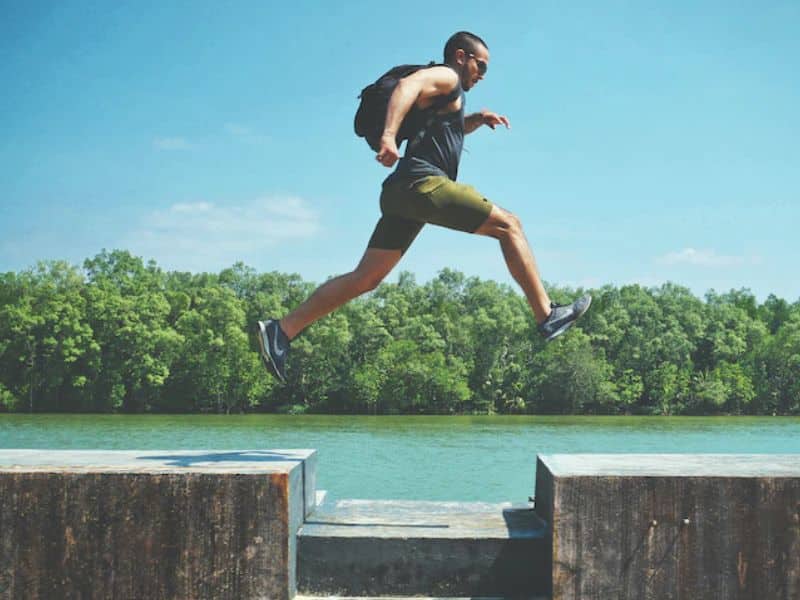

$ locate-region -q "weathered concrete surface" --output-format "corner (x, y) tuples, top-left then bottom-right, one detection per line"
(0, 449), (316, 600)
(535, 454), (800, 600)
(297, 499), (549, 597)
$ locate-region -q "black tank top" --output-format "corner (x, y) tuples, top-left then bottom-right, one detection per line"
(384, 88), (466, 185)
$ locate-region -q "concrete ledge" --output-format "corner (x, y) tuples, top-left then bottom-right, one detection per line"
(0, 449), (316, 600)
(535, 454), (800, 600)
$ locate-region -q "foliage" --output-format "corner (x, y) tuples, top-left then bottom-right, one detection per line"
(0, 252), (798, 414)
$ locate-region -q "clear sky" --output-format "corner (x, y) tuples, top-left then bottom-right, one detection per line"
(2, 1), (798, 301)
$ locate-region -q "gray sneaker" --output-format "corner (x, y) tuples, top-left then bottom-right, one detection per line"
(256, 319), (290, 383)
(538, 294), (592, 342)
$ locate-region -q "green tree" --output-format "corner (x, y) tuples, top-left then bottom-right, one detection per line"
(757, 294), (792, 334)
(0, 262), (97, 412)
(753, 312), (800, 414)
(366, 338), (470, 414)
(164, 285), (267, 413)
(529, 330), (618, 414)
(83, 250), (180, 412)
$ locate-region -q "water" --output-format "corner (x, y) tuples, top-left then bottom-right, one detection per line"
(2, 414), (799, 502)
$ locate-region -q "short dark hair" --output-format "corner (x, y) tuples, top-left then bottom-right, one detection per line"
(443, 31), (488, 63)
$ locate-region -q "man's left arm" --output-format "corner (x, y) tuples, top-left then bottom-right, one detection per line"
(465, 110), (511, 134)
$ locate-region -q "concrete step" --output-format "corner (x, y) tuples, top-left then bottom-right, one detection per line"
(296, 596), (549, 599)
(297, 499), (549, 598)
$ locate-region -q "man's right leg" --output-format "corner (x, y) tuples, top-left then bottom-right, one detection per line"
(279, 247), (403, 340)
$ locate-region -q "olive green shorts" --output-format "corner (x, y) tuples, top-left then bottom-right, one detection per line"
(367, 176), (494, 254)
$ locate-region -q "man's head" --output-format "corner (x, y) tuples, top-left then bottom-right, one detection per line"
(443, 31), (489, 91)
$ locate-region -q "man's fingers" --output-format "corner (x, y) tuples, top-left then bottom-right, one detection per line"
(490, 116), (511, 129)
(376, 152), (397, 167)
(483, 112), (512, 130)
(490, 114), (510, 128)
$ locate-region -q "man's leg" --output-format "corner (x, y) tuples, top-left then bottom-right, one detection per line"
(279, 247), (403, 340)
(257, 207), (423, 381)
(474, 205), (552, 324)
(390, 176), (589, 339)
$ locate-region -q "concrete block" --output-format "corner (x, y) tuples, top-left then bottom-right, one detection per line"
(0, 449), (316, 600)
(535, 454), (800, 600)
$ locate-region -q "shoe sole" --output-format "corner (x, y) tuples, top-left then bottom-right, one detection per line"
(545, 295), (593, 342)
(256, 320), (286, 383)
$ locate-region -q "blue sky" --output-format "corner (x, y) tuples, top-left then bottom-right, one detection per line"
(2, 1), (798, 301)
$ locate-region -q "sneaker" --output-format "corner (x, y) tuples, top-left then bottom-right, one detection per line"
(256, 319), (290, 383)
(538, 294), (592, 342)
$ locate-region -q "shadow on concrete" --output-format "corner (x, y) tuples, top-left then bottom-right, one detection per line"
(502, 507), (549, 538)
(474, 509), (549, 598)
(136, 450), (304, 467)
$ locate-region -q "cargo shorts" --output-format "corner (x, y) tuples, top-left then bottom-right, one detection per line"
(367, 176), (494, 254)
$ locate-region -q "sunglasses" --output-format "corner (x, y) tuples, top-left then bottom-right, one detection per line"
(467, 52), (488, 76)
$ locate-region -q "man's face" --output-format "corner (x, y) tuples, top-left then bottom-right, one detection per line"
(458, 45), (489, 91)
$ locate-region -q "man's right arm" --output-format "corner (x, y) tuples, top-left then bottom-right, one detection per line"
(376, 66), (459, 168)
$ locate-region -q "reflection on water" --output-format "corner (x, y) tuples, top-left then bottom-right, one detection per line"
(2, 414), (799, 502)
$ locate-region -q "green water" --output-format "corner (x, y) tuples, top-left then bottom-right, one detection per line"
(2, 415), (799, 502)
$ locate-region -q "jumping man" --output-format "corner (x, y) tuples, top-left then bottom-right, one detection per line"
(258, 31), (591, 382)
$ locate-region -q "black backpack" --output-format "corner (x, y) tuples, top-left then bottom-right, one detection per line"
(354, 62), (460, 152)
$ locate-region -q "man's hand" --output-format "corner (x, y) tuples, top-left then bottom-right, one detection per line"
(481, 111), (511, 130)
(465, 110), (511, 134)
(376, 134), (400, 168)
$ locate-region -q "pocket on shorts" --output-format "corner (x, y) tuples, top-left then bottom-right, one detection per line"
(411, 176), (448, 196)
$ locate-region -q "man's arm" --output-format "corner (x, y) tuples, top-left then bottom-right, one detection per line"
(465, 110), (511, 134)
(376, 66), (459, 168)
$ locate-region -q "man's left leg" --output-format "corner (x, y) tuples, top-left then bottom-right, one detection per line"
(473, 204), (552, 323)
(472, 204), (591, 340)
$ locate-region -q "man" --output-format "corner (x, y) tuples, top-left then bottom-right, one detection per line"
(258, 31), (591, 383)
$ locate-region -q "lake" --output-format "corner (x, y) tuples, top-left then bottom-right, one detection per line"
(2, 414), (799, 502)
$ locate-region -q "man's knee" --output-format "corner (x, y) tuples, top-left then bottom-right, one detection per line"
(352, 268), (387, 294)
(350, 248), (402, 294)
(492, 208), (523, 241)
(475, 204), (524, 241)
(506, 211), (523, 234)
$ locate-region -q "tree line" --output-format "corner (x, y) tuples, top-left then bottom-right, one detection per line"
(1, 250), (798, 415)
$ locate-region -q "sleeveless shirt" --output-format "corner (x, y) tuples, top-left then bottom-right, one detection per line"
(384, 87), (466, 185)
